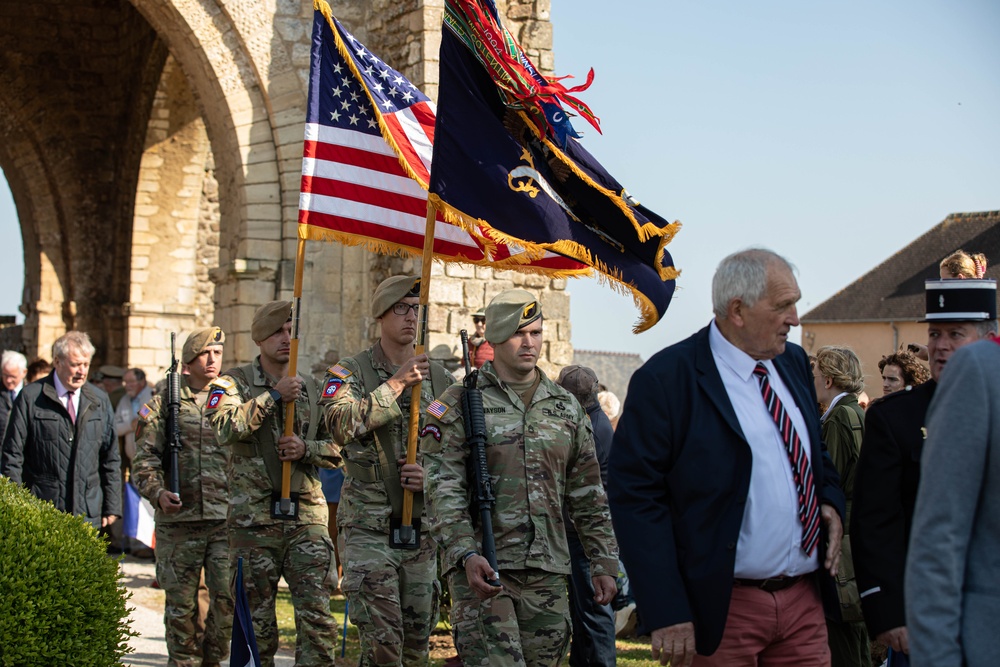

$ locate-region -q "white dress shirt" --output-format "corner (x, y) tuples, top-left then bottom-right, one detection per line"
(709, 320), (819, 578)
(52, 372), (81, 418)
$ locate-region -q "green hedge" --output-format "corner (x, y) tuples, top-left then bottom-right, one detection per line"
(0, 478), (135, 666)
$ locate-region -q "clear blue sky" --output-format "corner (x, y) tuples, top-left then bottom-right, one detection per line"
(2, 0), (998, 361)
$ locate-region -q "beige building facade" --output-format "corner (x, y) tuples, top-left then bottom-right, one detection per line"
(0, 0), (572, 378)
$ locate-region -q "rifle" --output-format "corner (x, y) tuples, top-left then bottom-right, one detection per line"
(460, 330), (501, 586)
(165, 333), (182, 497)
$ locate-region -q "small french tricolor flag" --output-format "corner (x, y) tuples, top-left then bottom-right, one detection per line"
(123, 481), (156, 549)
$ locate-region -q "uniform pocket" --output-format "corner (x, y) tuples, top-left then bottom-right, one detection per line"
(341, 569), (372, 626)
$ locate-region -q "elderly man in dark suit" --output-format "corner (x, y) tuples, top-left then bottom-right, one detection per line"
(852, 278), (997, 661)
(1, 331), (121, 529)
(609, 248), (845, 666)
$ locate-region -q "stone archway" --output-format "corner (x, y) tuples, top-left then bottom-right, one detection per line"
(0, 0), (572, 377)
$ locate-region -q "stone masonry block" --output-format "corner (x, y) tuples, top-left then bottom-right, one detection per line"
(430, 278), (464, 306)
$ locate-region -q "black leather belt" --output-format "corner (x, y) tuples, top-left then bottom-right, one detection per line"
(733, 575), (803, 593)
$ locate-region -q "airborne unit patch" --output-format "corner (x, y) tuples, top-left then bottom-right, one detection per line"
(207, 388), (225, 409)
(323, 377), (343, 398)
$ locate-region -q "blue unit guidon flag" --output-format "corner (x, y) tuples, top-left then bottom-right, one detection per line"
(430, 0), (681, 332)
(298, 0), (588, 276)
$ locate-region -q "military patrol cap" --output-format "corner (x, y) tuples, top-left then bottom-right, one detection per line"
(557, 365), (600, 408)
(372, 275), (421, 318)
(251, 300), (293, 342)
(97, 364), (125, 380)
(922, 279), (997, 323)
(182, 327), (225, 364)
(485, 289), (542, 344)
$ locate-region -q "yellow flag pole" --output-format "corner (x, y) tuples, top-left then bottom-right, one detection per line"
(277, 237), (307, 516)
(397, 201), (436, 544)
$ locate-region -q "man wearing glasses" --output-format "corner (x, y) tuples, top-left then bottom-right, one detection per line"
(321, 275), (453, 666)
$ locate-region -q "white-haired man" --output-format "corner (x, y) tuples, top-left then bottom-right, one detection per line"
(1, 331), (121, 528)
(0, 349), (28, 440)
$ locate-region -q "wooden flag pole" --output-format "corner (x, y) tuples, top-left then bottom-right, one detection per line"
(277, 237), (307, 516)
(397, 202), (437, 543)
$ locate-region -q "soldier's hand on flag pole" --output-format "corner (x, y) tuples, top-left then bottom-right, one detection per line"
(273, 375), (304, 403)
(278, 434), (306, 461)
(389, 354), (431, 392)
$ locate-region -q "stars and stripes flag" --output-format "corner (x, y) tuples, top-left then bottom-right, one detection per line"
(298, 0), (588, 275)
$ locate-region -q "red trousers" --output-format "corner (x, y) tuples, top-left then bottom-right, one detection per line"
(693, 576), (831, 667)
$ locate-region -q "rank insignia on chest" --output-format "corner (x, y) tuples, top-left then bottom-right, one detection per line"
(420, 424), (442, 442)
(324, 377), (343, 398)
(427, 399), (448, 419)
(328, 364), (352, 380)
(207, 388), (225, 409)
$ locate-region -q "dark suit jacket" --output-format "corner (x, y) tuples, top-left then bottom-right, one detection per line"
(1, 374), (121, 524)
(608, 325), (846, 656)
(0, 389), (13, 443)
(850, 380), (935, 638)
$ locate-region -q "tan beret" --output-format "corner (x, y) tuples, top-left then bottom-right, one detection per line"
(557, 365), (600, 407)
(371, 275), (421, 318)
(97, 364), (125, 379)
(485, 289), (542, 344)
(251, 301), (292, 342)
(182, 327), (225, 364)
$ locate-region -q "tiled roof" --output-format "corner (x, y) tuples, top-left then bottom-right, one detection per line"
(802, 211), (1000, 323)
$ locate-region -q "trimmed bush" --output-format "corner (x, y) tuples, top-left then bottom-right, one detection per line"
(0, 477), (135, 666)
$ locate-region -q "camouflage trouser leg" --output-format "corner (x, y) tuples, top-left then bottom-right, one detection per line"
(341, 525), (440, 667)
(448, 568), (570, 667)
(201, 522), (235, 662)
(230, 523), (338, 667)
(156, 520), (234, 667)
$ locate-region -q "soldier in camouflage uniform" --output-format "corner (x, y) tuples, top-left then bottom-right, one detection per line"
(207, 301), (342, 667)
(132, 327), (233, 667)
(421, 290), (620, 667)
(321, 275), (453, 667)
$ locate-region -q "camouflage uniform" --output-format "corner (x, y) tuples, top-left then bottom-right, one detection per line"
(421, 362), (619, 667)
(132, 376), (233, 667)
(208, 357), (341, 667)
(321, 342), (453, 666)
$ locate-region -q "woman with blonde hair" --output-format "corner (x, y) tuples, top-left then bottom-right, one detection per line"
(940, 249), (987, 279)
(812, 345), (871, 667)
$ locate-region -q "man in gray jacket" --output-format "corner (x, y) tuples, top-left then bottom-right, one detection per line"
(905, 337), (1000, 667)
(1, 331), (121, 529)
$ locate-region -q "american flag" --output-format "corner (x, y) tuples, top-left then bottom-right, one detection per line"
(298, 3), (587, 274)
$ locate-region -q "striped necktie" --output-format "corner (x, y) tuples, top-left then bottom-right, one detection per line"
(752, 363), (821, 556)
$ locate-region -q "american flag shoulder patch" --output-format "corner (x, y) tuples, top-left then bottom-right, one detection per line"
(138, 403), (152, 420)
(328, 364), (352, 380)
(427, 399), (448, 419)
(210, 376), (235, 390)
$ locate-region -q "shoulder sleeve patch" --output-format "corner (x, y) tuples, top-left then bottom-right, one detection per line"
(210, 376), (235, 390)
(419, 423), (442, 442)
(426, 399), (449, 419)
(206, 387), (226, 410)
(328, 364), (352, 379)
(323, 376), (344, 398)
(138, 403), (152, 420)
